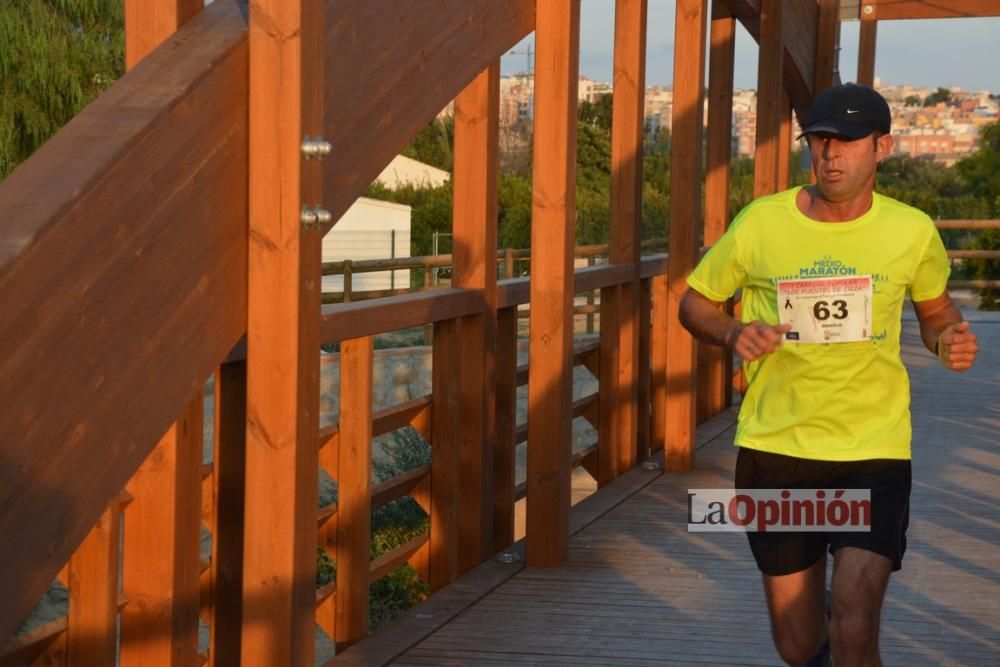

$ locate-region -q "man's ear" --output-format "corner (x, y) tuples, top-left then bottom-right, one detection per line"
(876, 133), (894, 161)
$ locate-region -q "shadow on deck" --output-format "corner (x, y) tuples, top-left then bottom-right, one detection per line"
(340, 314), (1000, 666)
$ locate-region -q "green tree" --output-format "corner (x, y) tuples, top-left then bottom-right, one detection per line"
(400, 116), (455, 172)
(955, 121), (1000, 308)
(498, 172), (532, 251)
(575, 120), (612, 244)
(578, 94), (613, 131)
(0, 0), (124, 178)
(904, 95), (922, 107)
(922, 87), (952, 107)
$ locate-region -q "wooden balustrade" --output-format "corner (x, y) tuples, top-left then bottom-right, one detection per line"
(6, 0), (1000, 664)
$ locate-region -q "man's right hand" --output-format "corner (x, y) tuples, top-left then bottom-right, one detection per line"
(728, 321), (792, 361)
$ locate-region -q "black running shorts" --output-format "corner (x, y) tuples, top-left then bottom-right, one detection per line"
(734, 446), (912, 576)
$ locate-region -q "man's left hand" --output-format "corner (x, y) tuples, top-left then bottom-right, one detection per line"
(938, 321), (978, 372)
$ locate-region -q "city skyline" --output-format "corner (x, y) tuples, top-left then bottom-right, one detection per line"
(501, 1), (1000, 93)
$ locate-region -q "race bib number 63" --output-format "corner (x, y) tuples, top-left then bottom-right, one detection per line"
(777, 276), (873, 344)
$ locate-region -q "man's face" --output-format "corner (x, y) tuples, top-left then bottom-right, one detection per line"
(806, 132), (892, 204)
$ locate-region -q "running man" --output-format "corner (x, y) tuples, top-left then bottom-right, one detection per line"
(678, 83), (980, 666)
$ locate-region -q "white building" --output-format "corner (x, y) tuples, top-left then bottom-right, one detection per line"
(375, 154), (450, 190)
(322, 197), (412, 295)
(322, 156), (450, 297)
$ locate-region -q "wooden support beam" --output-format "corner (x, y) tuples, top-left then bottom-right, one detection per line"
(716, 0), (817, 118)
(609, 0), (647, 476)
(452, 64), (500, 573)
(527, 0), (580, 566)
(754, 0), (784, 198)
(335, 337), (374, 649)
(114, 6), (205, 666)
(493, 308), (519, 553)
(67, 504), (120, 666)
(242, 0), (325, 663)
(664, 0), (708, 472)
(778, 93), (793, 190)
(598, 285), (621, 486)
(874, 0), (1000, 20)
(815, 0), (841, 93)
(858, 2), (878, 87)
(209, 360), (247, 666)
(430, 319), (461, 588)
(322, 0), (535, 228)
(702, 8), (736, 421)
(636, 278), (653, 459)
(125, 0), (203, 66)
(121, 395), (203, 667)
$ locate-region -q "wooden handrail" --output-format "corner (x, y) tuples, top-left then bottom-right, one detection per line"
(320, 238), (668, 277)
(0, 1), (249, 643)
(935, 220), (1000, 230)
(321, 288), (485, 343)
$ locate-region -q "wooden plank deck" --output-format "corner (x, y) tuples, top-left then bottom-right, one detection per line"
(342, 314), (1000, 666)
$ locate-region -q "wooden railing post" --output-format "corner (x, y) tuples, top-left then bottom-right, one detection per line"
(598, 284), (620, 485)
(664, 0), (708, 472)
(586, 257), (596, 334)
(121, 395), (203, 667)
(343, 258), (353, 303)
(609, 0), (646, 473)
(526, 0), (580, 567)
(700, 4), (736, 423)
(637, 278), (653, 459)
(504, 247), (515, 279)
(209, 359), (247, 665)
(67, 503), (120, 666)
(118, 5), (206, 663)
(493, 307), (519, 552)
(452, 64), (500, 572)
(778, 93), (793, 191)
(430, 319), (461, 588)
(336, 336), (374, 648)
(242, 0), (325, 662)
(125, 0), (202, 66)
(651, 274), (668, 453)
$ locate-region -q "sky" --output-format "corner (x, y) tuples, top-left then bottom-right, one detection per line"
(501, 1), (1000, 93)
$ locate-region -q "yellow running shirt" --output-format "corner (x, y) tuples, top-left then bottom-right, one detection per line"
(687, 187), (950, 461)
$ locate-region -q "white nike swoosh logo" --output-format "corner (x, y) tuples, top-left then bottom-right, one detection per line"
(846, 109), (860, 114)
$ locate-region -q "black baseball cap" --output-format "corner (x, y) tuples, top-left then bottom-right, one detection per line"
(799, 83), (891, 140)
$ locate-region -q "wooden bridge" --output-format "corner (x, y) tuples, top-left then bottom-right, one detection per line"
(0, 1), (998, 666)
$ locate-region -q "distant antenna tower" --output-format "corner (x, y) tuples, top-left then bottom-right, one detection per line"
(508, 42), (534, 76)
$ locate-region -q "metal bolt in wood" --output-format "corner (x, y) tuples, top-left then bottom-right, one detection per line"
(301, 136), (333, 160)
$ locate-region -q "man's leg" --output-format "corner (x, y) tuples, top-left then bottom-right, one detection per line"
(761, 554), (829, 665)
(830, 546), (892, 666)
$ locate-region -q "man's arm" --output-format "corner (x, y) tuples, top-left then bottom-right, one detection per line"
(679, 288), (790, 362)
(912, 292), (978, 372)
